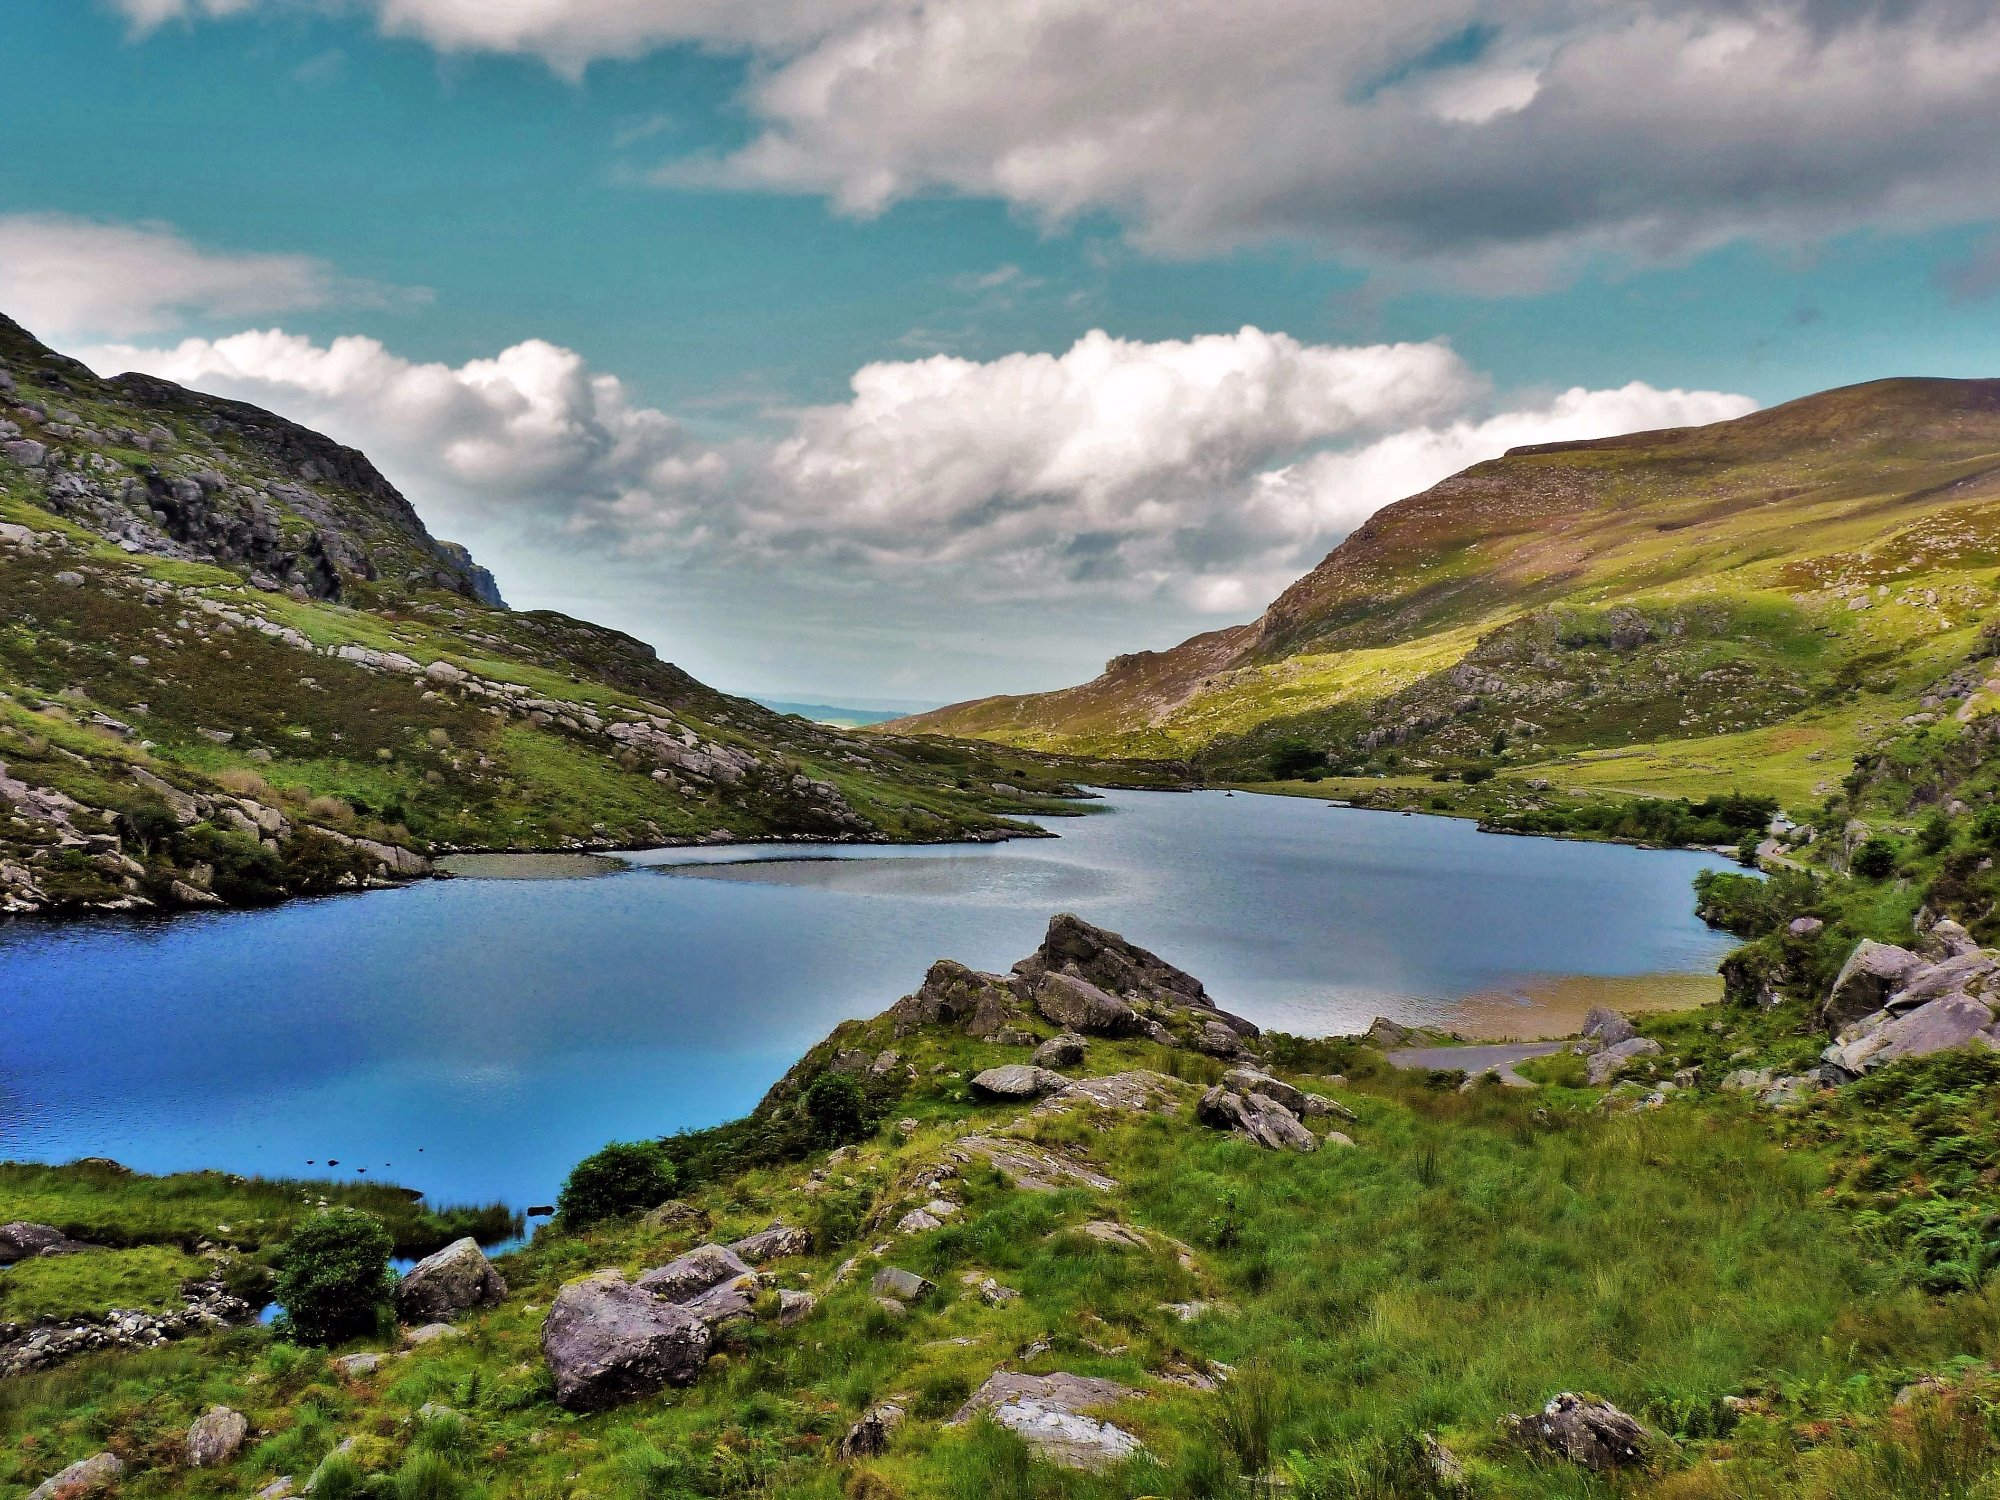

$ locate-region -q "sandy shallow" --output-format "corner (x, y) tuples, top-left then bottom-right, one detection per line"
(1439, 971), (1722, 1041)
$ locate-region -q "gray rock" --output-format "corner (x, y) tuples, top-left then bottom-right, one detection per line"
(1194, 1019), (1245, 1056)
(26, 1452), (123, 1500)
(951, 1371), (1144, 1471)
(951, 1134), (1120, 1192)
(1581, 1007), (1636, 1046)
(888, 959), (1021, 1038)
(1927, 919), (1980, 958)
(0, 1222), (96, 1264)
(839, 1401), (906, 1459)
(636, 1243), (753, 1304)
(186, 1404), (249, 1467)
(4, 439), (48, 468)
(1823, 993), (1998, 1077)
(1504, 1393), (1651, 1472)
(1032, 972), (1141, 1036)
(394, 1237), (505, 1323)
(1788, 917), (1824, 938)
(332, 1352), (386, 1378)
(1586, 1037), (1662, 1086)
(1822, 940), (1926, 1031)
(1031, 1032), (1088, 1069)
(1197, 1085), (1317, 1151)
(540, 1270), (713, 1410)
(1222, 1067), (1309, 1114)
(870, 1266), (935, 1302)
(777, 1289), (817, 1326)
(1885, 952), (1998, 1012)
(971, 1063), (1071, 1100)
(402, 1323), (461, 1347)
(730, 1222), (810, 1264)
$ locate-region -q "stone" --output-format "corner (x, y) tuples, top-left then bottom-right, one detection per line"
(951, 1371), (1144, 1471)
(1078, 1220), (1150, 1250)
(636, 1243), (754, 1304)
(1042, 1069), (1182, 1117)
(1885, 951), (1998, 1012)
(186, 1405), (249, 1467)
(1822, 940), (1926, 1031)
(1366, 1016), (1416, 1048)
(1032, 1032), (1088, 1069)
(1197, 1085), (1317, 1152)
(896, 1208), (943, 1234)
(1222, 1067), (1310, 1115)
(541, 1270), (713, 1410)
(952, 1134), (1119, 1192)
(1581, 1007), (1636, 1046)
(731, 1222), (810, 1264)
(870, 1266), (935, 1302)
(640, 1200), (710, 1234)
(1586, 1037), (1663, 1086)
(888, 959), (1021, 1038)
(971, 1063), (1072, 1100)
(0, 1222), (96, 1263)
(839, 1401), (906, 1459)
(1928, 919), (1981, 958)
(1788, 916), (1825, 938)
(4, 439), (49, 468)
(332, 1352), (386, 1378)
(777, 1289), (817, 1326)
(26, 1452), (123, 1500)
(1195, 1019), (1245, 1056)
(1032, 972), (1142, 1036)
(1823, 993), (1998, 1078)
(402, 1323), (462, 1347)
(394, 1237), (505, 1323)
(1503, 1393), (1651, 1472)
(679, 1273), (760, 1329)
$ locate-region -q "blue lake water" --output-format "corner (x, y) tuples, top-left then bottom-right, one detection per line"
(0, 790), (1734, 1210)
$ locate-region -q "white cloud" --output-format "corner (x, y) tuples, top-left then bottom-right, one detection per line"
(0, 214), (398, 340)
(113, 0), (2000, 278)
(83, 322), (1752, 619)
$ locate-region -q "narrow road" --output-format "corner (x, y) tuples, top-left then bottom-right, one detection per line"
(1386, 1042), (1565, 1087)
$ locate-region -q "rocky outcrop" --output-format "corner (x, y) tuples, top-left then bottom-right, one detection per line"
(1586, 1037), (1662, 1086)
(637, 1244), (754, 1306)
(730, 1222), (809, 1264)
(0, 1222), (97, 1263)
(1198, 1081), (1318, 1152)
(971, 1064), (1072, 1100)
(951, 1371), (1144, 1471)
(1014, 914), (1260, 1046)
(186, 1406), (249, 1467)
(394, 1237), (506, 1324)
(1032, 1032), (1088, 1069)
(1503, 1393), (1651, 1472)
(540, 1271), (713, 1410)
(0, 1275), (251, 1377)
(888, 960), (1024, 1038)
(1820, 932), (2000, 1079)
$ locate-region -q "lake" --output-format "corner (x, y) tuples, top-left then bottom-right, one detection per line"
(0, 790), (1735, 1209)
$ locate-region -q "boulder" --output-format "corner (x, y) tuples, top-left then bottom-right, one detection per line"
(1023, 913), (1208, 1007)
(888, 959), (1021, 1038)
(870, 1266), (935, 1302)
(1031, 972), (1141, 1036)
(332, 1352), (385, 1378)
(1926, 919), (1981, 958)
(1222, 1067), (1309, 1115)
(640, 1200), (710, 1234)
(951, 1370), (1144, 1471)
(1581, 1007), (1636, 1046)
(1503, 1393), (1651, 1472)
(1884, 951), (1998, 1012)
(394, 1237), (506, 1323)
(1821, 940), (1926, 1031)
(777, 1290), (817, 1326)
(541, 1270), (713, 1410)
(0, 1222), (96, 1264)
(730, 1222), (810, 1264)
(1586, 1037), (1662, 1086)
(1032, 1032), (1088, 1069)
(26, 1453), (123, 1500)
(186, 1405), (249, 1467)
(1788, 916), (1824, 938)
(971, 1063), (1071, 1100)
(839, 1401), (906, 1459)
(402, 1323), (461, 1347)
(1197, 1085), (1317, 1152)
(636, 1243), (753, 1304)
(1823, 993), (1999, 1078)
(1366, 1017), (1415, 1048)
(1195, 1019), (1245, 1056)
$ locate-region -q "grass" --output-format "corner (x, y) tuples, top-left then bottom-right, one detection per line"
(0, 1246), (209, 1324)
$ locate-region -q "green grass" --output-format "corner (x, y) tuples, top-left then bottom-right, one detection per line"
(0, 1246), (209, 1324)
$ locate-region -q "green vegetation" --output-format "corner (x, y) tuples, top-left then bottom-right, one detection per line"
(554, 1142), (678, 1230)
(0, 1246), (208, 1325)
(273, 1209), (395, 1347)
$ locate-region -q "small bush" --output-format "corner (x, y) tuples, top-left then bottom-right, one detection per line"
(556, 1140), (677, 1228)
(274, 1207), (395, 1346)
(1852, 838), (1900, 879)
(805, 1072), (868, 1145)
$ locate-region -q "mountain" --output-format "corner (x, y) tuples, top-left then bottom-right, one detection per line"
(0, 312), (1090, 915)
(897, 378), (2000, 805)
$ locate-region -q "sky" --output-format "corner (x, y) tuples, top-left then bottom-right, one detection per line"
(7, 2), (2000, 706)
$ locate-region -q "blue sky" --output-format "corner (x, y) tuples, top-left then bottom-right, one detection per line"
(8, 0), (2000, 703)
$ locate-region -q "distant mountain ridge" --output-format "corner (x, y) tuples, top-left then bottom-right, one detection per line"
(896, 377), (2000, 804)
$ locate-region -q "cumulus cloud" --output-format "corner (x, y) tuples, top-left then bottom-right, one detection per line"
(0, 213), (403, 340)
(115, 0), (2000, 279)
(84, 323), (1753, 616)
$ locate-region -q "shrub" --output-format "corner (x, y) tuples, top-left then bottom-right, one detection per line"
(556, 1141), (676, 1228)
(804, 1071), (869, 1145)
(275, 1208), (394, 1346)
(1852, 837), (1900, 879)
(1265, 739), (1328, 780)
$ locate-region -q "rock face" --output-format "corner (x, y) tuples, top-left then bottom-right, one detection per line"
(186, 1405), (249, 1467)
(1013, 914), (1261, 1046)
(540, 1271), (713, 1410)
(971, 1063), (1072, 1100)
(394, 1237), (506, 1323)
(1819, 934), (2000, 1079)
(26, 1452), (123, 1500)
(888, 959), (1023, 1038)
(1198, 1082), (1317, 1152)
(951, 1371), (1144, 1471)
(1504, 1393), (1650, 1471)
(1586, 1037), (1663, 1086)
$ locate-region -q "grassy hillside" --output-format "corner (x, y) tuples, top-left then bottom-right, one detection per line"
(897, 379), (2000, 809)
(0, 312), (1115, 915)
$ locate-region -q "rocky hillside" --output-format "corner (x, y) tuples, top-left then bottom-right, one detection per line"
(898, 379), (2000, 804)
(0, 311), (1101, 916)
(14, 908), (2000, 1498)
